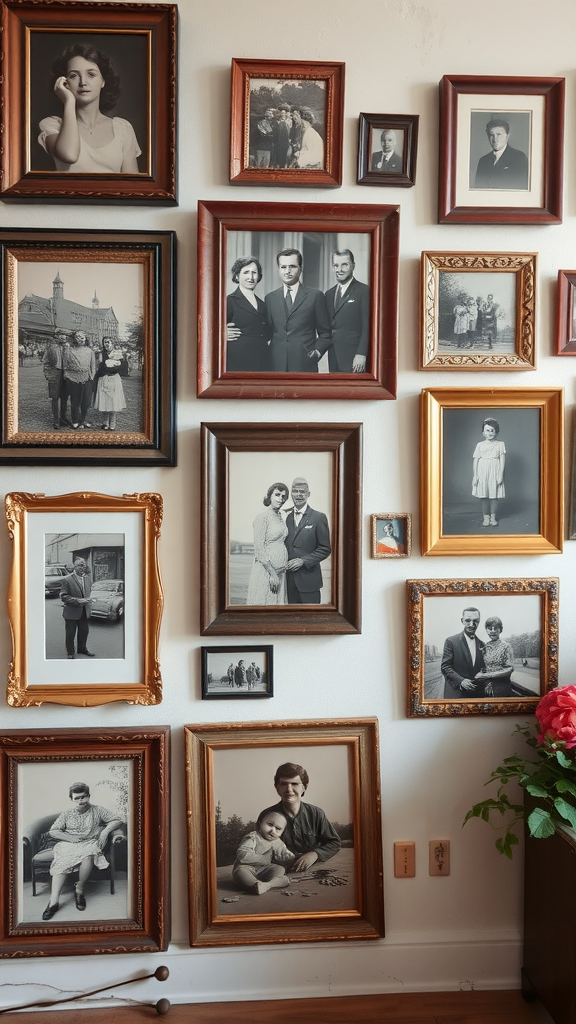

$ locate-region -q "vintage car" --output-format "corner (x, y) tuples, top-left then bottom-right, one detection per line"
(45, 564), (68, 597)
(90, 579), (124, 621)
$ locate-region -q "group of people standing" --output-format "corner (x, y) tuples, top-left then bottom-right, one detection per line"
(227, 660), (261, 690)
(252, 104), (324, 170)
(452, 293), (499, 348)
(226, 247), (369, 375)
(42, 329), (127, 431)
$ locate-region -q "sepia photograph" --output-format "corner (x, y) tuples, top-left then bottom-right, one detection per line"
(228, 451), (333, 607)
(45, 532), (125, 662)
(201, 646), (273, 699)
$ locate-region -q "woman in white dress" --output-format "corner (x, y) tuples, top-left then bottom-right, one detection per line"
(38, 44), (141, 173)
(296, 107), (325, 169)
(41, 782), (123, 921)
(94, 336), (128, 431)
(246, 483), (289, 605)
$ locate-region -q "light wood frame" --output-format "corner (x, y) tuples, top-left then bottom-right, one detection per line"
(420, 388), (563, 556)
(421, 252), (536, 370)
(185, 718), (384, 947)
(555, 270), (576, 356)
(6, 491), (163, 706)
(407, 577), (558, 717)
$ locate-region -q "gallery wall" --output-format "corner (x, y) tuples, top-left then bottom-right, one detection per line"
(2, 0), (576, 1008)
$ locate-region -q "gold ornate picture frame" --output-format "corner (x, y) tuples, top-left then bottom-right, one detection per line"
(421, 252), (536, 370)
(420, 387), (563, 556)
(6, 491), (163, 707)
(407, 577), (558, 717)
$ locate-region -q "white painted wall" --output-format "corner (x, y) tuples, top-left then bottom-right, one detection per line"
(2, 0), (576, 1010)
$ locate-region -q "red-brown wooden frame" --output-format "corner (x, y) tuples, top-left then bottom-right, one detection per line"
(555, 270), (576, 356)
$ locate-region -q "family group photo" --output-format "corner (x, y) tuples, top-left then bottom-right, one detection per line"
(228, 451), (333, 607)
(202, 647), (272, 698)
(44, 532), (125, 661)
(17, 260), (144, 436)
(225, 229), (370, 375)
(212, 745), (354, 918)
(248, 77), (326, 170)
(423, 593), (542, 702)
(17, 758), (131, 926)
(438, 271), (516, 355)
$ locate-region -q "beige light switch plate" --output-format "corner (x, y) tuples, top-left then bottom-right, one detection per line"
(394, 841), (415, 877)
(429, 840), (450, 876)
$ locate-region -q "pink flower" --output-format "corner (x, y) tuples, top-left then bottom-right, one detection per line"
(536, 685), (576, 748)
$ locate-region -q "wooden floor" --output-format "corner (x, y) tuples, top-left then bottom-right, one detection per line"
(3, 990), (554, 1023)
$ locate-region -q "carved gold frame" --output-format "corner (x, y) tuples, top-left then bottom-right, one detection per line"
(420, 387), (563, 556)
(407, 577), (559, 717)
(6, 491), (163, 707)
(421, 252), (536, 370)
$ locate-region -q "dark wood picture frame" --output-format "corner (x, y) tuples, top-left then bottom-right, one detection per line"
(0, 726), (170, 957)
(230, 58), (344, 188)
(407, 577), (558, 717)
(201, 645), (274, 700)
(0, 227), (176, 466)
(555, 270), (576, 356)
(197, 201), (399, 400)
(438, 75), (564, 224)
(0, 0), (177, 203)
(185, 718), (384, 947)
(357, 113), (419, 187)
(200, 422), (362, 636)
(420, 387), (564, 556)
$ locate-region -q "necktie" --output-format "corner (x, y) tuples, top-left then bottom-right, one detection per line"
(286, 287), (293, 306)
(336, 285), (343, 308)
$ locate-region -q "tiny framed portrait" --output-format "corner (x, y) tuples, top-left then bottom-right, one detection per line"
(0, 726), (170, 958)
(197, 200), (399, 400)
(201, 422), (362, 636)
(406, 577), (558, 717)
(357, 113), (419, 188)
(0, 0), (177, 203)
(229, 58), (345, 188)
(555, 270), (576, 356)
(0, 228), (176, 466)
(184, 718), (384, 947)
(438, 75), (565, 224)
(421, 252), (536, 370)
(201, 646), (274, 700)
(6, 491), (164, 707)
(420, 388), (563, 557)
(371, 514), (411, 559)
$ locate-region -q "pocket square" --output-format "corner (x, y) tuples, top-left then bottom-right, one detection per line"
(304, 524), (314, 529)
(347, 299), (355, 303)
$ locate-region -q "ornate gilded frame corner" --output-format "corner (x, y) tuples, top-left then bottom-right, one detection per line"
(420, 387), (563, 556)
(6, 491), (163, 707)
(407, 577), (559, 717)
(421, 252), (537, 370)
(371, 513), (411, 558)
(185, 718), (384, 947)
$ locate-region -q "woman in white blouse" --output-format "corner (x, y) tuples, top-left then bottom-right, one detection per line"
(38, 44), (141, 174)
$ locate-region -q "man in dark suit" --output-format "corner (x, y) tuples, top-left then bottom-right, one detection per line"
(441, 607), (486, 699)
(474, 118), (528, 189)
(265, 249), (332, 372)
(370, 129), (403, 172)
(284, 478), (331, 604)
(60, 556), (95, 659)
(325, 249), (370, 373)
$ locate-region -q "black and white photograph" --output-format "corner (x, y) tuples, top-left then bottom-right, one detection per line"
(45, 532), (125, 662)
(369, 126), (404, 172)
(442, 406), (540, 536)
(438, 272), (516, 354)
(18, 259), (144, 436)
(228, 451), (333, 607)
(422, 593), (542, 702)
(201, 646), (273, 699)
(225, 230), (370, 375)
(29, 30), (149, 175)
(469, 110), (531, 191)
(248, 78), (326, 171)
(18, 758), (131, 925)
(212, 744), (354, 918)
(372, 514), (411, 558)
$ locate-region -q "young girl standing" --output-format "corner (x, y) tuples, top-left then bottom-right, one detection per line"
(472, 418), (506, 527)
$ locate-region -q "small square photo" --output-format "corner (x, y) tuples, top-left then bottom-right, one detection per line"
(201, 646), (273, 699)
(371, 514), (411, 558)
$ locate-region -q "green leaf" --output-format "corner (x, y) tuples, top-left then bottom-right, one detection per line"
(555, 779), (576, 798)
(495, 831), (520, 859)
(525, 783), (550, 798)
(554, 798), (576, 830)
(556, 750), (575, 769)
(527, 807), (556, 839)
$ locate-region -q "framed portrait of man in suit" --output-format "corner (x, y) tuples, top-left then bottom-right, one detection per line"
(200, 422), (362, 636)
(406, 577), (558, 717)
(197, 201), (398, 401)
(438, 75), (564, 224)
(357, 112), (419, 188)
